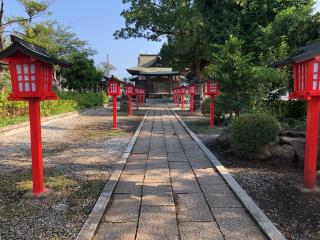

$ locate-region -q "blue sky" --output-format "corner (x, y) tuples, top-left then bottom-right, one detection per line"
(4, 0), (320, 78)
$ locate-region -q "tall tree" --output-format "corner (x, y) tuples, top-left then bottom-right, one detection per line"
(206, 35), (257, 116)
(115, 0), (208, 80)
(0, 0), (51, 89)
(61, 52), (103, 93)
(22, 21), (95, 58)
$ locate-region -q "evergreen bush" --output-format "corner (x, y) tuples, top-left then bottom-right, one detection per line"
(230, 113), (281, 158)
(201, 98), (210, 115)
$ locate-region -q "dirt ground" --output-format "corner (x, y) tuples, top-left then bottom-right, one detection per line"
(179, 109), (320, 240)
(0, 106), (145, 240)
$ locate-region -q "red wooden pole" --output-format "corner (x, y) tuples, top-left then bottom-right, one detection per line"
(182, 94), (185, 110)
(210, 95), (214, 128)
(304, 97), (320, 189)
(136, 94), (139, 110)
(177, 94), (180, 107)
(190, 94), (194, 113)
(29, 99), (45, 195)
(112, 95), (117, 129)
(128, 95), (132, 116)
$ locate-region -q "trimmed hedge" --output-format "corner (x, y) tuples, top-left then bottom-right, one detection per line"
(230, 113), (281, 158)
(58, 92), (108, 108)
(0, 91), (108, 128)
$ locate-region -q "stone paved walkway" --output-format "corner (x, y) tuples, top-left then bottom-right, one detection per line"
(94, 105), (267, 240)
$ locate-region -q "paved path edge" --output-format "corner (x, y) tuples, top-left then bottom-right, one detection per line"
(76, 110), (149, 240)
(169, 106), (286, 240)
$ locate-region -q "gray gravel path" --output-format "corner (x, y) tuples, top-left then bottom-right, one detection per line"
(0, 106), (144, 240)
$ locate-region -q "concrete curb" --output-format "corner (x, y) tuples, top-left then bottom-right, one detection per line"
(169, 106), (286, 240)
(76, 110), (149, 240)
(0, 106), (102, 137)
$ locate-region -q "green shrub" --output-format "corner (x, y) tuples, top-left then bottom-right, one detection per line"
(230, 113), (281, 158)
(281, 100), (306, 120)
(58, 92), (108, 108)
(40, 99), (78, 116)
(201, 98), (210, 115)
(0, 90), (107, 128)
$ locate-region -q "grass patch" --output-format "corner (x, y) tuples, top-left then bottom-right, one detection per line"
(182, 116), (222, 135)
(0, 115), (29, 128)
(0, 174), (80, 194)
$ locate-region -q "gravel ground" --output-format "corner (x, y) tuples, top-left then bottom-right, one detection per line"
(0, 106), (145, 240)
(179, 109), (320, 240)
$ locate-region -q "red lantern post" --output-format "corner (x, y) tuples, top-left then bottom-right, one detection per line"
(206, 80), (219, 128)
(189, 85), (196, 113)
(135, 87), (140, 110)
(180, 86), (188, 111)
(176, 87), (181, 107)
(0, 35), (68, 196)
(286, 55), (320, 190)
(173, 88), (176, 104)
(139, 88), (144, 106)
(126, 84), (134, 116)
(108, 77), (121, 129)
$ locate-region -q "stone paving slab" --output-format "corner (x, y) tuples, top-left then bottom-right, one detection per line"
(179, 222), (224, 240)
(144, 168), (171, 183)
(212, 207), (267, 240)
(175, 193), (213, 222)
(184, 148), (206, 157)
(136, 206), (179, 240)
(194, 168), (226, 185)
(188, 155), (215, 169)
(127, 154), (148, 163)
(122, 162), (147, 175)
(204, 185), (244, 208)
(114, 174), (144, 195)
(132, 141), (150, 154)
(142, 182), (174, 206)
(94, 222), (137, 240)
(168, 152), (188, 162)
(170, 174), (202, 194)
(103, 194), (140, 223)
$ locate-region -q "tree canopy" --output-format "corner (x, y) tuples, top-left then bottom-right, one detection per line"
(116, 0), (320, 116)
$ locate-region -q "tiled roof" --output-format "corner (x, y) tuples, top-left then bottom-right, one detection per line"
(0, 35), (68, 66)
(273, 41), (320, 67)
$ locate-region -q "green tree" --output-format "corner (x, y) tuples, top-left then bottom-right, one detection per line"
(206, 35), (257, 117)
(22, 21), (95, 58)
(115, 0), (208, 81)
(61, 52), (103, 93)
(0, 0), (51, 89)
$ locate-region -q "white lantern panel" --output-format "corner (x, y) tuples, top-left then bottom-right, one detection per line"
(32, 82), (36, 92)
(30, 64), (36, 74)
(16, 64), (22, 74)
(18, 83), (23, 92)
(23, 64), (29, 74)
(314, 63), (319, 73)
(25, 82), (30, 92)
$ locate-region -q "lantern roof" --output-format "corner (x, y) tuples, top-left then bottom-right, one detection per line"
(0, 35), (68, 66)
(273, 41), (320, 67)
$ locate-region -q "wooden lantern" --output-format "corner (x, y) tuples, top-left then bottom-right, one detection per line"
(206, 80), (219, 96)
(108, 77), (121, 96)
(126, 84), (134, 96)
(0, 35), (68, 196)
